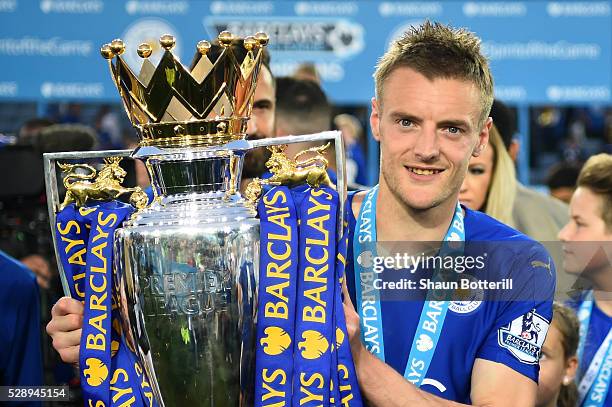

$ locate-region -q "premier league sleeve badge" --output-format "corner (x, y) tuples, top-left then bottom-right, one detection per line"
(497, 309), (550, 364)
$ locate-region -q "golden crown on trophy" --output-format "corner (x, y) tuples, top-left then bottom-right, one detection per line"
(100, 31), (269, 148)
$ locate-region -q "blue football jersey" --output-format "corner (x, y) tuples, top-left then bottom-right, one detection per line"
(568, 297), (612, 407)
(0, 250), (43, 405)
(346, 192), (556, 403)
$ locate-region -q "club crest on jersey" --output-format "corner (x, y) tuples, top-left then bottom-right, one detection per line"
(498, 309), (549, 364)
(449, 275), (483, 314)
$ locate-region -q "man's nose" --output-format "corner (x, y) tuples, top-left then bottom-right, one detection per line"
(246, 115), (258, 138)
(413, 127), (440, 161)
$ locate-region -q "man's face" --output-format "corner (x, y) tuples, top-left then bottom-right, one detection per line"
(371, 67), (490, 211)
(558, 187), (612, 275)
(243, 66), (275, 178)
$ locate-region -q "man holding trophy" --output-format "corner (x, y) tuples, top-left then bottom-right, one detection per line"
(46, 22), (554, 406)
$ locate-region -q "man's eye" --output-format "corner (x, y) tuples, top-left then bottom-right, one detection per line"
(398, 119), (412, 127)
(447, 127), (461, 134)
(469, 167), (485, 175)
(253, 101), (272, 110)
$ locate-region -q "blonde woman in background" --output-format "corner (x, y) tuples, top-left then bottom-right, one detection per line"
(459, 123), (517, 225)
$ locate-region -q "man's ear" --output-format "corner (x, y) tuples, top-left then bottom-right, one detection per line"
(472, 117), (492, 157)
(370, 97), (381, 142)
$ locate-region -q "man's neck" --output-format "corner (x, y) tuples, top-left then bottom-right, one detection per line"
(375, 181), (458, 242)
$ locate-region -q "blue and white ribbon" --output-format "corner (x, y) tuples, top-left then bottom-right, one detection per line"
(576, 291), (612, 407)
(353, 185), (465, 386)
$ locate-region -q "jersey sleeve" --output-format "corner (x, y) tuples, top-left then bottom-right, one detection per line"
(0, 252), (43, 391)
(475, 241), (556, 382)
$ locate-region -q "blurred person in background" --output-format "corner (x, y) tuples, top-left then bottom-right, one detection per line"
(532, 106), (566, 158)
(17, 118), (55, 146)
(57, 103), (82, 124)
(606, 109), (612, 152)
(94, 105), (122, 150)
(558, 153), (612, 407)
(274, 76), (336, 175)
(491, 99), (569, 241)
(334, 113), (367, 186)
(123, 131), (152, 190)
(546, 162), (582, 204)
(0, 250), (43, 405)
(536, 302), (579, 407)
(293, 61), (321, 84)
(5, 119), (96, 289)
(459, 124), (516, 225)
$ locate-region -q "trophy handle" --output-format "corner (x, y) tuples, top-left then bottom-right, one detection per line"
(245, 131), (347, 236)
(44, 149), (133, 296)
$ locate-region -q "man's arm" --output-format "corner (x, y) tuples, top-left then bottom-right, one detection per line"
(342, 283), (537, 407)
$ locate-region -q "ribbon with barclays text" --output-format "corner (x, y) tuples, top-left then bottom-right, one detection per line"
(55, 202), (158, 407)
(255, 187), (299, 406)
(255, 185), (362, 407)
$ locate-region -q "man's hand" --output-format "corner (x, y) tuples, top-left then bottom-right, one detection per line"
(20, 254), (51, 289)
(46, 297), (83, 365)
(341, 277), (370, 365)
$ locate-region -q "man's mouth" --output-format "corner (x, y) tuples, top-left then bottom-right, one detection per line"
(406, 166), (444, 176)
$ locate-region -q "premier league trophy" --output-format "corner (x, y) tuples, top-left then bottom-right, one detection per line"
(44, 31), (351, 407)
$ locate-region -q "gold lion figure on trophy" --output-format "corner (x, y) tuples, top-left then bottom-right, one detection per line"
(58, 157), (144, 211)
(265, 143), (333, 188)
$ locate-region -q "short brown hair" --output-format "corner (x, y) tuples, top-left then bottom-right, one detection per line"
(374, 21), (494, 126)
(577, 153), (612, 231)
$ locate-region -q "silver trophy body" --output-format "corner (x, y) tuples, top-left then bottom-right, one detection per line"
(115, 149), (259, 406)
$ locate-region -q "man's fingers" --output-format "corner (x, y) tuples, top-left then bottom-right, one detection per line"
(47, 312), (83, 334)
(57, 345), (80, 365)
(50, 328), (82, 349)
(51, 297), (83, 318)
